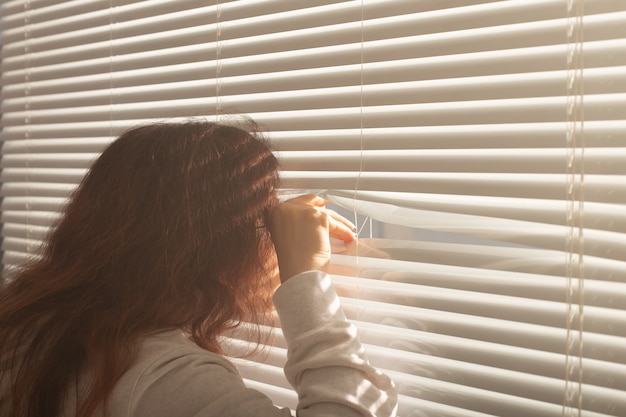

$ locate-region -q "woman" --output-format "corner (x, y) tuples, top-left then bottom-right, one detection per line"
(0, 120), (397, 417)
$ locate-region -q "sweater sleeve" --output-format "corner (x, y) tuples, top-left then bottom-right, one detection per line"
(273, 271), (398, 417)
(117, 271), (397, 417)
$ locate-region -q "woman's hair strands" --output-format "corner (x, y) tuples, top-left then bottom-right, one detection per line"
(0, 119), (281, 417)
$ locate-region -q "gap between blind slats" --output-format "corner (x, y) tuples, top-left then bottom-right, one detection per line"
(399, 219), (626, 256)
(326, 191), (625, 234)
(324, 198), (626, 261)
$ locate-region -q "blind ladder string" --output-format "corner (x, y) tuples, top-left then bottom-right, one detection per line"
(22, 0), (33, 256)
(563, 0), (585, 416)
(351, 0), (366, 321)
(215, 0), (223, 121)
(108, 0), (115, 143)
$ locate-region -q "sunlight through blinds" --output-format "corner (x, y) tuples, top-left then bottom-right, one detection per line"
(1, 0), (625, 416)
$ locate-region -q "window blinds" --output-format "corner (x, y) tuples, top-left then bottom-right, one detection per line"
(1, 0), (625, 416)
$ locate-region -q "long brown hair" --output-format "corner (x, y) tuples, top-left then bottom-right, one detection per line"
(0, 120), (280, 417)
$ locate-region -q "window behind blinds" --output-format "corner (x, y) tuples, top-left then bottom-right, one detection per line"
(1, 0), (625, 416)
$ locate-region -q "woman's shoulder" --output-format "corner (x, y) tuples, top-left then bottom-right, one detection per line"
(125, 329), (241, 384)
(136, 329), (235, 368)
(106, 329), (248, 417)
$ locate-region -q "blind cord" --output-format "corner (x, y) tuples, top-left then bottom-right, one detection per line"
(216, 0), (223, 121)
(22, 0), (33, 255)
(563, 0), (585, 416)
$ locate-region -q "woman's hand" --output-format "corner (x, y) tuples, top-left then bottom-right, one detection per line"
(268, 194), (356, 282)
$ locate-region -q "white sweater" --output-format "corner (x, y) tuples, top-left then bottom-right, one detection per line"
(78, 271), (398, 416)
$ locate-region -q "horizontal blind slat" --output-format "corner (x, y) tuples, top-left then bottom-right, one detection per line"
(1, 183), (76, 198)
(1, 197), (68, 212)
(1, 211), (59, 227)
(1, 168), (88, 184)
(279, 172), (625, 203)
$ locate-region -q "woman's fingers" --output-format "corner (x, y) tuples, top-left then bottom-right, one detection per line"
(282, 193), (328, 207)
(327, 214), (356, 243)
(324, 208), (356, 231)
(282, 194), (357, 235)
